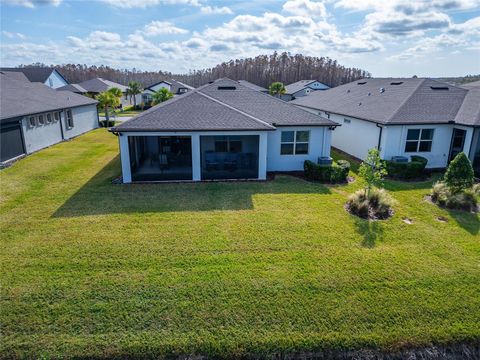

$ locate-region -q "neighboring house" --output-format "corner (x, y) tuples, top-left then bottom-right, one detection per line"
(138, 79), (194, 106)
(0, 67), (68, 88)
(237, 80), (269, 93)
(292, 78), (480, 173)
(58, 78), (131, 107)
(0, 73), (98, 164)
(110, 78), (337, 183)
(282, 80), (330, 101)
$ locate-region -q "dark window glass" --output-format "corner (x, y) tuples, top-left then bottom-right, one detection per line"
(406, 129), (420, 140)
(46, 113), (52, 123)
(38, 115), (44, 125)
(421, 129), (434, 140)
(281, 144), (294, 155)
(53, 112), (60, 121)
(229, 141), (242, 153)
(295, 143), (309, 154)
(214, 141), (228, 152)
(405, 141), (418, 152)
(419, 141), (432, 152)
(281, 131), (294, 142)
(296, 131), (310, 142)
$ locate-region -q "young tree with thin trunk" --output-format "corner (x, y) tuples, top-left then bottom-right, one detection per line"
(127, 81), (143, 109)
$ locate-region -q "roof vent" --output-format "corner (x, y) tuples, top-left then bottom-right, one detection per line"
(358, 102), (362, 106)
(357, 81), (367, 85)
(390, 81), (403, 85)
(430, 86), (449, 90)
(368, 92), (371, 96)
(347, 89), (351, 93)
(208, 81), (214, 84)
(379, 87), (385, 93)
(218, 86), (236, 90)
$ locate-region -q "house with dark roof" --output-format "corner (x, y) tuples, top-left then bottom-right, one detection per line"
(0, 67), (68, 89)
(138, 79), (194, 106)
(282, 80), (330, 101)
(292, 78), (480, 172)
(0, 73), (98, 163)
(58, 78), (131, 107)
(110, 78), (337, 182)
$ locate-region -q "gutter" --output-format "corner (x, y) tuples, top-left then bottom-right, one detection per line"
(376, 123), (383, 150)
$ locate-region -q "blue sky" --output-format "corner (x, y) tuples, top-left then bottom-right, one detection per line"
(1, 0), (479, 77)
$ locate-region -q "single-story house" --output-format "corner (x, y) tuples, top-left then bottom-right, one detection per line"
(282, 80), (330, 101)
(58, 78), (131, 107)
(0, 73), (99, 164)
(110, 78), (337, 183)
(291, 78), (480, 173)
(138, 79), (194, 106)
(237, 80), (269, 93)
(0, 67), (68, 89)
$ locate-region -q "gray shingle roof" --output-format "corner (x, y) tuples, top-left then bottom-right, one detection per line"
(291, 78), (479, 126)
(57, 83), (87, 93)
(238, 80), (268, 92)
(0, 67), (66, 84)
(454, 89), (480, 126)
(461, 80), (480, 90)
(0, 73), (97, 120)
(285, 79), (319, 95)
(113, 78), (335, 132)
(146, 79), (195, 94)
(0, 70), (30, 83)
(73, 78), (128, 93)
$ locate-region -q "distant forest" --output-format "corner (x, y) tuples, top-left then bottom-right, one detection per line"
(21, 52), (370, 89)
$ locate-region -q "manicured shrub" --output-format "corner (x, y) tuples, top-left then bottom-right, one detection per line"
(100, 120), (115, 128)
(385, 156), (428, 180)
(304, 160), (350, 183)
(431, 181), (478, 212)
(346, 188), (395, 219)
(444, 152), (474, 193)
(473, 183), (480, 197)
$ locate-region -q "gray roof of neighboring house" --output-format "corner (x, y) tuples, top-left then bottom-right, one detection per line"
(291, 78), (479, 126)
(238, 80), (268, 92)
(460, 80), (480, 89)
(0, 73), (97, 120)
(69, 78), (128, 93)
(57, 83), (88, 93)
(146, 79), (195, 94)
(0, 70), (30, 82)
(113, 78), (335, 132)
(285, 79), (325, 95)
(454, 89), (480, 126)
(0, 67), (67, 84)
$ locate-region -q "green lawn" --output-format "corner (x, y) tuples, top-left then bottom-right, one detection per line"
(1, 129), (479, 359)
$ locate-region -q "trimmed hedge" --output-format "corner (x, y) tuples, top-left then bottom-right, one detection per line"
(385, 155), (428, 180)
(304, 160), (350, 183)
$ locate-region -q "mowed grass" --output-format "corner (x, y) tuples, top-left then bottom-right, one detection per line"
(1, 129), (479, 359)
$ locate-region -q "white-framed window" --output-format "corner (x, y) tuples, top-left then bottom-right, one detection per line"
(66, 109), (74, 129)
(280, 130), (310, 155)
(46, 113), (52, 124)
(53, 112), (60, 122)
(405, 129), (434, 152)
(37, 114), (45, 126)
(28, 116), (36, 128)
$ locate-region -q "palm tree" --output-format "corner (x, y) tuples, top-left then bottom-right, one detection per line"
(269, 82), (286, 98)
(96, 91), (120, 127)
(152, 88), (173, 105)
(127, 81), (143, 109)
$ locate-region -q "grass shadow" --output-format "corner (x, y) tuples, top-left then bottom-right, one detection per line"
(447, 209), (479, 235)
(353, 217), (385, 248)
(53, 156), (331, 217)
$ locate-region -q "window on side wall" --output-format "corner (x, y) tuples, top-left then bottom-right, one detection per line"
(46, 113), (52, 124)
(66, 109), (74, 129)
(28, 116), (36, 128)
(53, 112), (60, 122)
(280, 130), (310, 155)
(405, 128), (434, 152)
(37, 114), (45, 126)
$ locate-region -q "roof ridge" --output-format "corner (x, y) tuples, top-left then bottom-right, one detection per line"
(196, 90), (275, 129)
(385, 78), (426, 124)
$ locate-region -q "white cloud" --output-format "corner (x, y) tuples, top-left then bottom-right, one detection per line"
(283, 0), (327, 18)
(2, 0), (61, 7)
(2, 31), (26, 39)
(200, 5), (233, 15)
(139, 21), (189, 36)
(100, 0), (200, 8)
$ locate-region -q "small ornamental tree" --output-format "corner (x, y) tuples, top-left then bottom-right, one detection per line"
(269, 82), (286, 97)
(152, 88), (174, 105)
(359, 148), (387, 197)
(444, 152), (474, 193)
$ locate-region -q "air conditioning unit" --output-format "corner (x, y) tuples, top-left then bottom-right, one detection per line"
(391, 156), (409, 163)
(318, 156), (333, 166)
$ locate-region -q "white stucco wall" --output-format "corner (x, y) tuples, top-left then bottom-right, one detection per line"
(266, 126), (332, 171)
(22, 104), (98, 154)
(63, 104), (99, 139)
(382, 124), (474, 168)
(45, 70), (68, 89)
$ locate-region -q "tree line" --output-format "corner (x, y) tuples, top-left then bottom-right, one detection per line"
(21, 52), (371, 89)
